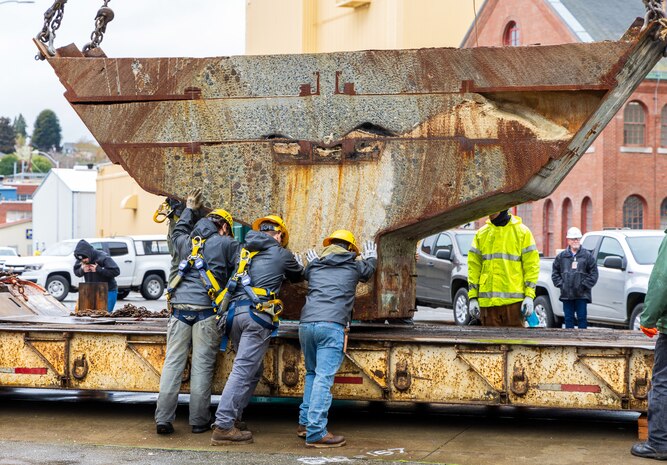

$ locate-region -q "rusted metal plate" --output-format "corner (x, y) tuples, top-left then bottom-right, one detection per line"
(0, 277), (70, 318)
(36, 19), (666, 319)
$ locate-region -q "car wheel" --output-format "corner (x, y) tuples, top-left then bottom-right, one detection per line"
(46, 275), (69, 301)
(453, 288), (472, 326)
(534, 295), (555, 328)
(141, 274), (164, 300)
(629, 303), (644, 330)
(117, 289), (131, 300)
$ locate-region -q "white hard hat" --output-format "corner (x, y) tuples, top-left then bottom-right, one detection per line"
(566, 227), (582, 239)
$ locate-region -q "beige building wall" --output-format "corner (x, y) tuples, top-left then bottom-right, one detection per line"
(0, 219), (32, 256)
(246, 0), (482, 54)
(96, 164), (168, 238)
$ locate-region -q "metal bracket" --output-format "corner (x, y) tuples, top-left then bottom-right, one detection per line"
(510, 365), (529, 396)
(393, 360), (412, 392)
(632, 370), (651, 400)
(24, 333), (70, 387)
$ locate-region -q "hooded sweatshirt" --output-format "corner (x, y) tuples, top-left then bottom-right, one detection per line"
(300, 244), (377, 326)
(73, 240), (121, 291)
(170, 208), (240, 307)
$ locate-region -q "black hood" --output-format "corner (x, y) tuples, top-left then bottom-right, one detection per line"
(190, 217), (219, 241)
(491, 210), (511, 227)
(74, 240), (97, 260)
(244, 230), (280, 252)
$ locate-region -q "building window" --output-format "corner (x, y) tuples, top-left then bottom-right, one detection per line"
(543, 200), (554, 256)
(561, 198), (572, 248)
(623, 101), (646, 145)
(661, 106), (667, 147)
(661, 198), (667, 230)
(623, 195), (645, 229)
(503, 21), (520, 46)
(581, 197), (593, 234)
(516, 202), (533, 230)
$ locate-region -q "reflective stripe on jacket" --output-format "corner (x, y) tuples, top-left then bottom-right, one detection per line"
(467, 215), (539, 307)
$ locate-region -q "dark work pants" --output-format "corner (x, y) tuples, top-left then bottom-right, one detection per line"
(480, 302), (523, 327)
(649, 333), (667, 451)
(562, 299), (588, 329)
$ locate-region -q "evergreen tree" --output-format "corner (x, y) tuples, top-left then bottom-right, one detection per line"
(0, 154), (19, 176)
(13, 114), (27, 138)
(32, 109), (62, 152)
(0, 117), (16, 154)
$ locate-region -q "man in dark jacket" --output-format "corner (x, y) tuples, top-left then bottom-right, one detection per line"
(551, 227), (598, 329)
(155, 189), (239, 436)
(631, 231), (667, 460)
(296, 229), (376, 448)
(73, 239), (121, 312)
(211, 214), (303, 446)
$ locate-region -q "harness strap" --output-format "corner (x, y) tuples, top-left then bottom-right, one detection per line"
(172, 307), (216, 326)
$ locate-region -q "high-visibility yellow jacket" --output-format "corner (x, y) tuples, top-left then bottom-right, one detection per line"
(467, 215), (539, 307)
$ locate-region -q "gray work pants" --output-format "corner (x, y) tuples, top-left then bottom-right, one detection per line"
(214, 309), (272, 429)
(649, 333), (667, 450)
(155, 311), (221, 426)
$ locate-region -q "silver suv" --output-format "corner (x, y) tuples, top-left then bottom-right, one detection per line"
(535, 229), (664, 329)
(415, 229), (476, 325)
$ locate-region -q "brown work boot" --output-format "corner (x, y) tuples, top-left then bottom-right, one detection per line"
(296, 424), (306, 438)
(210, 425), (253, 445)
(305, 432), (346, 448)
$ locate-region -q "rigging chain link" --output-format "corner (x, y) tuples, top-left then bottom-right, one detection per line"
(642, 0), (667, 56)
(34, 0), (68, 60)
(82, 0), (115, 53)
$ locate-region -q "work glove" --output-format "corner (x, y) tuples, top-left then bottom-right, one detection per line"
(468, 298), (481, 320)
(166, 197), (185, 219)
(306, 249), (319, 263)
(361, 240), (377, 260)
(640, 325), (659, 338)
(293, 252), (304, 268)
(186, 188), (203, 210)
(521, 296), (534, 317)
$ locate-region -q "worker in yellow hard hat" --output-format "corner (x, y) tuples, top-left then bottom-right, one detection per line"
(156, 188), (240, 437)
(296, 229), (377, 448)
(211, 214), (304, 446)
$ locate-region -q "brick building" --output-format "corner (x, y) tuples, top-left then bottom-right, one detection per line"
(462, 0), (667, 255)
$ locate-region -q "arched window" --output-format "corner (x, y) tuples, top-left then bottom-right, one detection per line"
(661, 198), (667, 230)
(516, 202), (533, 230)
(561, 198), (572, 248)
(623, 101), (646, 145)
(543, 200), (554, 256)
(623, 195), (645, 229)
(581, 197), (593, 234)
(661, 106), (667, 147)
(503, 21), (520, 46)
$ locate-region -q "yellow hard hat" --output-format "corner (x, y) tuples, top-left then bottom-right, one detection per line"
(252, 215), (289, 247)
(207, 209), (234, 236)
(323, 229), (359, 255)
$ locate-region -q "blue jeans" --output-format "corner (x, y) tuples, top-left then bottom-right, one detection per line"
(563, 299), (587, 329)
(298, 322), (345, 443)
(107, 289), (118, 313)
(649, 333), (667, 450)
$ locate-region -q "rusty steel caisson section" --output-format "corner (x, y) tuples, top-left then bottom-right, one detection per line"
(37, 19), (666, 319)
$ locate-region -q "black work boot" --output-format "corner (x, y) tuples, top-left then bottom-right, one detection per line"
(156, 422), (174, 435)
(192, 423), (211, 434)
(296, 424), (306, 438)
(210, 425), (253, 445)
(631, 442), (667, 460)
(234, 419), (248, 431)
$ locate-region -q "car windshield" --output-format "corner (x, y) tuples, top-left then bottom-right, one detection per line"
(0, 249), (17, 256)
(455, 233), (476, 256)
(42, 241), (77, 256)
(627, 236), (664, 265)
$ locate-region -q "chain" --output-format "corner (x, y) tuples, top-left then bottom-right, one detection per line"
(34, 0), (68, 60)
(643, 0), (667, 30)
(82, 0), (115, 53)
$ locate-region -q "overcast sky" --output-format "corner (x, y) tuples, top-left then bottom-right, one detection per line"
(0, 0), (246, 144)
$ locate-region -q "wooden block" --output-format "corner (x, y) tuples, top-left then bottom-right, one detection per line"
(639, 414), (648, 441)
(78, 282), (108, 313)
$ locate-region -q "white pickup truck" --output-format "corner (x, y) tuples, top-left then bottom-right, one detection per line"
(1, 235), (170, 301)
(535, 229), (664, 329)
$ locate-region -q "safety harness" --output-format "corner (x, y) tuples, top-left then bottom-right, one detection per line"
(217, 248), (284, 351)
(165, 236), (224, 326)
